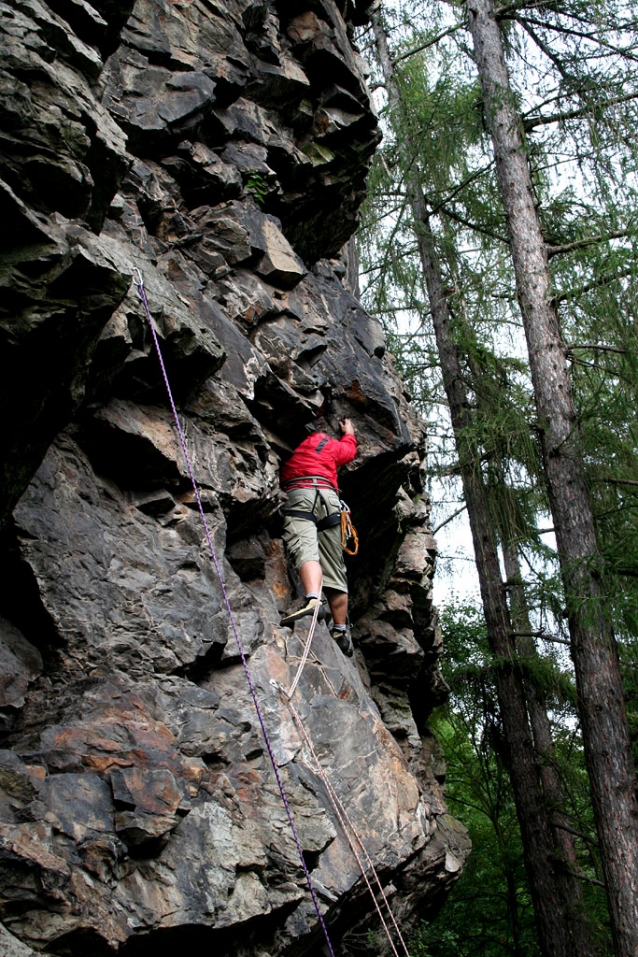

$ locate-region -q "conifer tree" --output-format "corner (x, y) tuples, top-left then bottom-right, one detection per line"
(465, 1), (638, 950)
(369, 9), (596, 954)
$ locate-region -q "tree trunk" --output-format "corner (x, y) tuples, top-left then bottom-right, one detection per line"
(370, 12), (589, 956)
(502, 540), (595, 957)
(415, 205), (576, 957)
(465, 0), (638, 952)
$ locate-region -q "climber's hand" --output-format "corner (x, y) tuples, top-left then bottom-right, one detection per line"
(340, 418), (355, 435)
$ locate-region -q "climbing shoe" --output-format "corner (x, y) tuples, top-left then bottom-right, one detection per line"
(330, 626), (354, 658)
(280, 596), (326, 627)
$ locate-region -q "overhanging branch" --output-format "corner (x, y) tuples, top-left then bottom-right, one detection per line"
(547, 230), (636, 258)
(524, 90), (638, 131)
(394, 21), (467, 62)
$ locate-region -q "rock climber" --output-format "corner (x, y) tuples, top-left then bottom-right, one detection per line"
(279, 419), (357, 657)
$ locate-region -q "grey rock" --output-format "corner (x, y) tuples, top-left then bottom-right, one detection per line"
(39, 771), (114, 842)
(0, 618), (42, 710)
(0, 923), (42, 957)
(0, 0), (469, 953)
(102, 46), (217, 148)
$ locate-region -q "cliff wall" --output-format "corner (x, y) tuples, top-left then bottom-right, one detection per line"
(0, 1), (469, 954)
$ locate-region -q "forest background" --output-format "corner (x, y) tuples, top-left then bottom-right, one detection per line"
(356, 1), (638, 955)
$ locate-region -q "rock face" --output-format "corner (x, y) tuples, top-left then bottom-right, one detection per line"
(0, 1), (470, 954)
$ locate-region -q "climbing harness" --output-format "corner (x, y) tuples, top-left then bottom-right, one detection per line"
(134, 270), (336, 957)
(281, 491), (341, 533)
(340, 500), (359, 556)
(281, 478), (359, 556)
(281, 474), (336, 493)
(135, 269), (408, 957)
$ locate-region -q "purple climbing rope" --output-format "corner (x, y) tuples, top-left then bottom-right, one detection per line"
(134, 271), (336, 957)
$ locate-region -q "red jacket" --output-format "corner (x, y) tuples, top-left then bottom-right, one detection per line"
(281, 432), (357, 490)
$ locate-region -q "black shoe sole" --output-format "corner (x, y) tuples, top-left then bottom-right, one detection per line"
(331, 632), (354, 657)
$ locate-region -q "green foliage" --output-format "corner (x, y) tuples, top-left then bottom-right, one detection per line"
(418, 604), (541, 957)
(415, 603), (613, 957)
(243, 169), (268, 207)
(358, 3), (638, 950)
(359, 0), (638, 657)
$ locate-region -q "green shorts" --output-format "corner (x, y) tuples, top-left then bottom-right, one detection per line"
(282, 487), (348, 593)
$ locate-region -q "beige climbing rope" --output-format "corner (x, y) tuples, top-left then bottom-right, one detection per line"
(285, 694), (411, 957)
(276, 593), (410, 957)
(286, 593), (323, 700)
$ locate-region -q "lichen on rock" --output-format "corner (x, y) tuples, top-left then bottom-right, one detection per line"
(0, 0), (469, 953)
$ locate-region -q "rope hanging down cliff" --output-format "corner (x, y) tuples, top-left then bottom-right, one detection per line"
(135, 270), (410, 957)
(276, 643), (410, 957)
(134, 270), (336, 957)
(276, 584), (410, 957)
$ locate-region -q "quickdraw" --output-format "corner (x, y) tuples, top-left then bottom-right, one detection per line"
(340, 500), (359, 556)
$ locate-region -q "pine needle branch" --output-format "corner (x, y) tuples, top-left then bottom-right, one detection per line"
(546, 230), (636, 258)
(524, 90), (638, 131)
(566, 343), (629, 356)
(430, 162), (495, 215)
(594, 477), (638, 489)
(438, 205), (509, 245)
(432, 504), (468, 534)
(553, 821), (600, 847)
(554, 268), (635, 304)
(394, 21), (467, 63)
